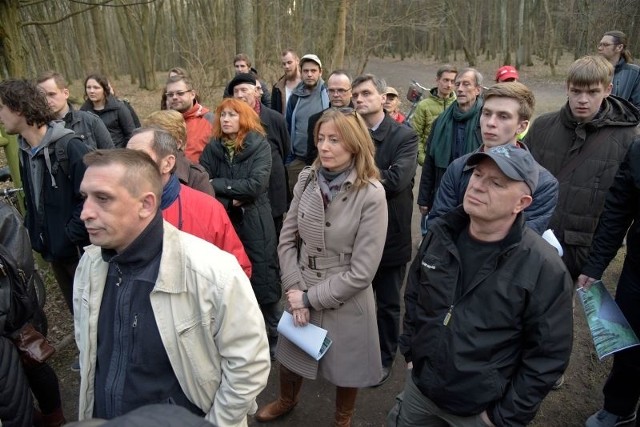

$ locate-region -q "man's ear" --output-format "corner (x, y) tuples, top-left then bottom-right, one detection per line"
(516, 120), (529, 135)
(604, 83), (613, 98)
(63, 88), (70, 100)
(514, 194), (533, 214)
(159, 154), (176, 176)
(139, 192), (158, 219)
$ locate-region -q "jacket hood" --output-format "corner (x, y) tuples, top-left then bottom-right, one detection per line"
(19, 121), (74, 153)
(561, 95), (640, 129)
(183, 102), (211, 120)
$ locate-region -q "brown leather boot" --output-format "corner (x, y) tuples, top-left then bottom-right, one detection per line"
(255, 365), (303, 422)
(334, 386), (358, 427)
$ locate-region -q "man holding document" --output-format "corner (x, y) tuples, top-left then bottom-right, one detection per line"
(579, 140), (640, 427)
(255, 109), (388, 426)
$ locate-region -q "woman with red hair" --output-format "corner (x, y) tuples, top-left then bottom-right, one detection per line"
(200, 98), (281, 356)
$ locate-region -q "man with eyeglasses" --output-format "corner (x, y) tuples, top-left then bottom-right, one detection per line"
(351, 73), (418, 386)
(284, 54), (330, 191)
(597, 30), (640, 109)
(165, 75), (214, 163)
(417, 68), (483, 234)
(305, 70), (354, 165)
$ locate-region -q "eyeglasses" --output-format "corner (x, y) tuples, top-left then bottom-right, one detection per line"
(256, 86), (264, 92)
(598, 42), (618, 48)
(328, 88), (351, 95)
(165, 89), (193, 98)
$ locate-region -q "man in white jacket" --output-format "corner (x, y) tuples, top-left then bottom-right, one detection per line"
(73, 149), (270, 426)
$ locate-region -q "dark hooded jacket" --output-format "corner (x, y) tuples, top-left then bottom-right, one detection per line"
(525, 95), (640, 254)
(19, 123), (90, 261)
(199, 132), (280, 304)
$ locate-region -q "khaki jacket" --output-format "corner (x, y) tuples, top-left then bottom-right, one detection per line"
(73, 222), (270, 426)
(276, 168), (388, 387)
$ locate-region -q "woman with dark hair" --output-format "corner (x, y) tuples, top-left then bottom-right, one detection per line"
(199, 98), (281, 356)
(80, 73), (136, 147)
(255, 108), (388, 426)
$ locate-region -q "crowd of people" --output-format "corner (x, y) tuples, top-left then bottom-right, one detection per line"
(1, 28), (640, 427)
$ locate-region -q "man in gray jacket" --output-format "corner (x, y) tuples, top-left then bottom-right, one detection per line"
(285, 54), (330, 190)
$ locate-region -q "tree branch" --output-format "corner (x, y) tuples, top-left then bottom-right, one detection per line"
(21, 0), (157, 27)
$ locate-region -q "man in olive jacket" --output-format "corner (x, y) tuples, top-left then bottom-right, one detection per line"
(352, 74), (418, 384)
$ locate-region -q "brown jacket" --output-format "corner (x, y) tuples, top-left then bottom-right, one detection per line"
(276, 167), (387, 387)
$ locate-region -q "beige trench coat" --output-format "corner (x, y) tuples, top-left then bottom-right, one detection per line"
(276, 167), (388, 387)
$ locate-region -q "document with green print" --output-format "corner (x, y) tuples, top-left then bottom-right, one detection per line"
(577, 280), (640, 359)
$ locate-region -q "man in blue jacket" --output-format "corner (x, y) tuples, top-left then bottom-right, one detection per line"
(429, 82), (558, 235)
(598, 30), (640, 109)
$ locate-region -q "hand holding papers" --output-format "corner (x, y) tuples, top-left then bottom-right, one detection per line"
(577, 280), (640, 359)
(277, 311), (332, 361)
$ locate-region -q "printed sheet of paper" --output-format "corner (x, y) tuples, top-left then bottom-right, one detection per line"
(577, 280), (640, 359)
(277, 311), (332, 361)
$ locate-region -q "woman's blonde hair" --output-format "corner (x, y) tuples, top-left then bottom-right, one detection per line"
(143, 110), (187, 150)
(313, 108), (380, 188)
(212, 98), (265, 151)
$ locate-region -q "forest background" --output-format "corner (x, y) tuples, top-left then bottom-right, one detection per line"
(2, 0), (640, 106)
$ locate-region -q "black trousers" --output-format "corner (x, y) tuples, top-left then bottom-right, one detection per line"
(372, 264), (407, 367)
(603, 259), (640, 416)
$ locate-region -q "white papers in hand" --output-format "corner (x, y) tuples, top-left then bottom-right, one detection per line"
(542, 229), (563, 256)
(277, 311), (332, 361)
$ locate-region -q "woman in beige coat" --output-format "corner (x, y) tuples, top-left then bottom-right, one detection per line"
(255, 108), (388, 426)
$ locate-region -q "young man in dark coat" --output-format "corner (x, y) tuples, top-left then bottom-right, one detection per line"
(352, 74), (418, 385)
(429, 82), (558, 235)
(0, 79), (90, 314)
(579, 140), (640, 427)
(525, 55), (640, 279)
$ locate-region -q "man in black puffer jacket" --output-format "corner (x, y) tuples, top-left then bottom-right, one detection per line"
(526, 56), (640, 279)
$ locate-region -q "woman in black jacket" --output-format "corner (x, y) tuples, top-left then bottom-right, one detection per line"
(80, 73), (136, 148)
(200, 98), (281, 356)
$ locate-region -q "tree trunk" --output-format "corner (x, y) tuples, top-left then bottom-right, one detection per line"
(542, 0), (556, 75)
(235, 0), (255, 60)
(331, 0), (349, 69)
(0, 0), (27, 77)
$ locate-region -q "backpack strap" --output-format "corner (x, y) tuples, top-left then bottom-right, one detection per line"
(48, 132), (78, 180)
